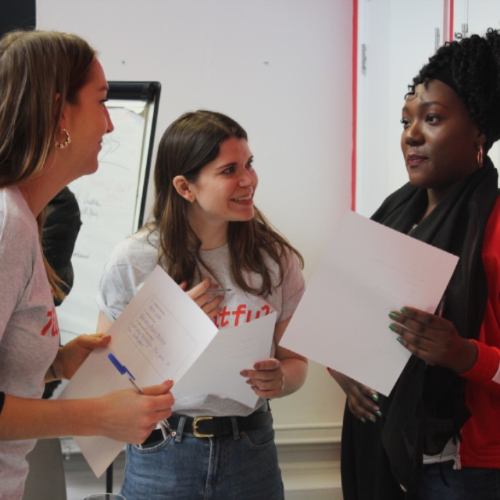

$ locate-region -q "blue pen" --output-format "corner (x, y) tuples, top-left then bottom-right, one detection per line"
(108, 353), (172, 436)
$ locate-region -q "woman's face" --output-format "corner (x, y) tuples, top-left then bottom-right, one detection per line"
(186, 137), (258, 228)
(400, 79), (483, 194)
(61, 59), (114, 179)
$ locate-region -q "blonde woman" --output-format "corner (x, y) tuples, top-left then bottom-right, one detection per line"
(0, 30), (173, 499)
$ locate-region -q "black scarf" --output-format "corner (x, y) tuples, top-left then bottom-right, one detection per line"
(370, 159), (498, 495)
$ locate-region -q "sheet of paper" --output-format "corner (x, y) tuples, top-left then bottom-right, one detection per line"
(281, 210), (459, 396)
(172, 312), (277, 408)
(59, 265), (218, 477)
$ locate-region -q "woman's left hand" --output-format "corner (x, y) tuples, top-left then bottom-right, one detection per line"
(51, 333), (111, 380)
(389, 307), (478, 373)
(240, 358), (285, 399)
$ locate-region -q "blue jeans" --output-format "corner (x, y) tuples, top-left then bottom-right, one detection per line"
(120, 417), (284, 500)
(418, 461), (500, 499)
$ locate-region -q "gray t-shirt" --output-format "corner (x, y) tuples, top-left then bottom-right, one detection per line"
(0, 187), (60, 499)
(97, 228), (305, 416)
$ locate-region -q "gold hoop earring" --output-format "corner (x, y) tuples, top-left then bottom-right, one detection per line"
(55, 129), (71, 149)
(477, 144), (484, 168)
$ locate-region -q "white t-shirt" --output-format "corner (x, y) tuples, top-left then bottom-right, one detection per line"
(0, 187), (60, 499)
(97, 228), (305, 417)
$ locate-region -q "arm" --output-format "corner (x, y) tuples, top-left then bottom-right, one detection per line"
(0, 311), (175, 442)
(389, 306), (500, 396)
(0, 381), (174, 443)
(240, 317), (308, 399)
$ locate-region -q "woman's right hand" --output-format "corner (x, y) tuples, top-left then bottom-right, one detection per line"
(180, 278), (224, 320)
(327, 368), (381, 423)
(96, 380), (174, 444)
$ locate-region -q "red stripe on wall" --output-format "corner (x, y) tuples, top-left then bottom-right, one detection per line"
(352, 0), (358, 212)
(449, 0), (454, 42)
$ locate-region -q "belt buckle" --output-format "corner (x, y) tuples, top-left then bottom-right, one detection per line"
(193, 416), (214, 438)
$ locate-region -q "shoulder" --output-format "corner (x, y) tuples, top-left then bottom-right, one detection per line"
(0, 187), (38, 256)
(98, 229), (159, 318)
(107, 227), (159, 267)
(0, 188), (39, 296)
(261, 245), (305, 293)
(482, 195), (500, 280)
(101, 228), (159, 290)
(483, 196), (500, 250)
(265, 244), (303, 275)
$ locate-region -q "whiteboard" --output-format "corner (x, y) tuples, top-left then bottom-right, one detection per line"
(57, 82), (161, 342)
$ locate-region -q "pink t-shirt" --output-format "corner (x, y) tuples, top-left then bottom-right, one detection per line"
(0, 187), (59, 499)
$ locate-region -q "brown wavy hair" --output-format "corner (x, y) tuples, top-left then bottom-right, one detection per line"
(148, 110), (303, 295)
(0, 30), (97, 299)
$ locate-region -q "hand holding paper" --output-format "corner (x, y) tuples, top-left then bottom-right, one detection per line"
(60, 266), (277, 477)
(240, 358), (284, 399)
(60, 266), (219, 477)
(281, 211), (459, 396)
(388, 306), (479, 374)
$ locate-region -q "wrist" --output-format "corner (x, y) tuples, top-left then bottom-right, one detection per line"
(51, 347), (66, 380)
(454, 338), (479, 374)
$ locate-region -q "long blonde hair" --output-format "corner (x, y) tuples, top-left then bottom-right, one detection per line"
(0, 30), (97, 299)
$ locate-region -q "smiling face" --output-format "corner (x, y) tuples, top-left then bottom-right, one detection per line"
(184, 136), (258, 230)
(400, 79), (484, 199)
(60, 59), (114, 179)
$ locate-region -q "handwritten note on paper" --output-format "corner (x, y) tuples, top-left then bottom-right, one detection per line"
(59, 266), (218, 477)
(281, 210), (459, 396)
(172, 312), (277, 408)
(125, 294), (197, 377)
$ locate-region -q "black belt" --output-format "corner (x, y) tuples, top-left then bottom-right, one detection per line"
(142, 411), (273, 447)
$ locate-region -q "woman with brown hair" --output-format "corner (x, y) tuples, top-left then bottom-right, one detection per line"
(97, 110), (308, 499)
(0, 30), (174, 499)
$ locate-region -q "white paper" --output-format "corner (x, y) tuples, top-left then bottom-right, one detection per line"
(172, 312), (277, 408)
(281, 210), (459, 396)
(59, 266), (218, 477)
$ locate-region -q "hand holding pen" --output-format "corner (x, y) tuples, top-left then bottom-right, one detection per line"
(108, 353), (173, 439)
(181, 277), (229, 320)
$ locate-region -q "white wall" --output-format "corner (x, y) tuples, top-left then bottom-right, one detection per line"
(356, 0), (500, 218)
(356, 0), (446, 217)
(37, 0), (353, 477)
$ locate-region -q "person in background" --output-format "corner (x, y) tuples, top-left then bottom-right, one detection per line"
(41, 186), (82, 399)
(42, 186), (82, 306)
(96, 110), (308, 499)
(0, 30), (174, 499)
(330, 28), (500, 499)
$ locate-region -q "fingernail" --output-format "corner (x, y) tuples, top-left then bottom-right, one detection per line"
(401, 307), (410, 314)
(103, 335), (111, 340)
(163, 379), (174, 386)
(371, 393), (379, 402)
(397, 337), (404, 344)
(389, 312), (399, 320)
(360, 418), (366, 423)
(368, 416), (377, 423)
(389, 324), (399, 332)
(375, 410), (383, 417)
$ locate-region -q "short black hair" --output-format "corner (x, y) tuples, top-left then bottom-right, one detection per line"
(409, 28), (500, 151)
